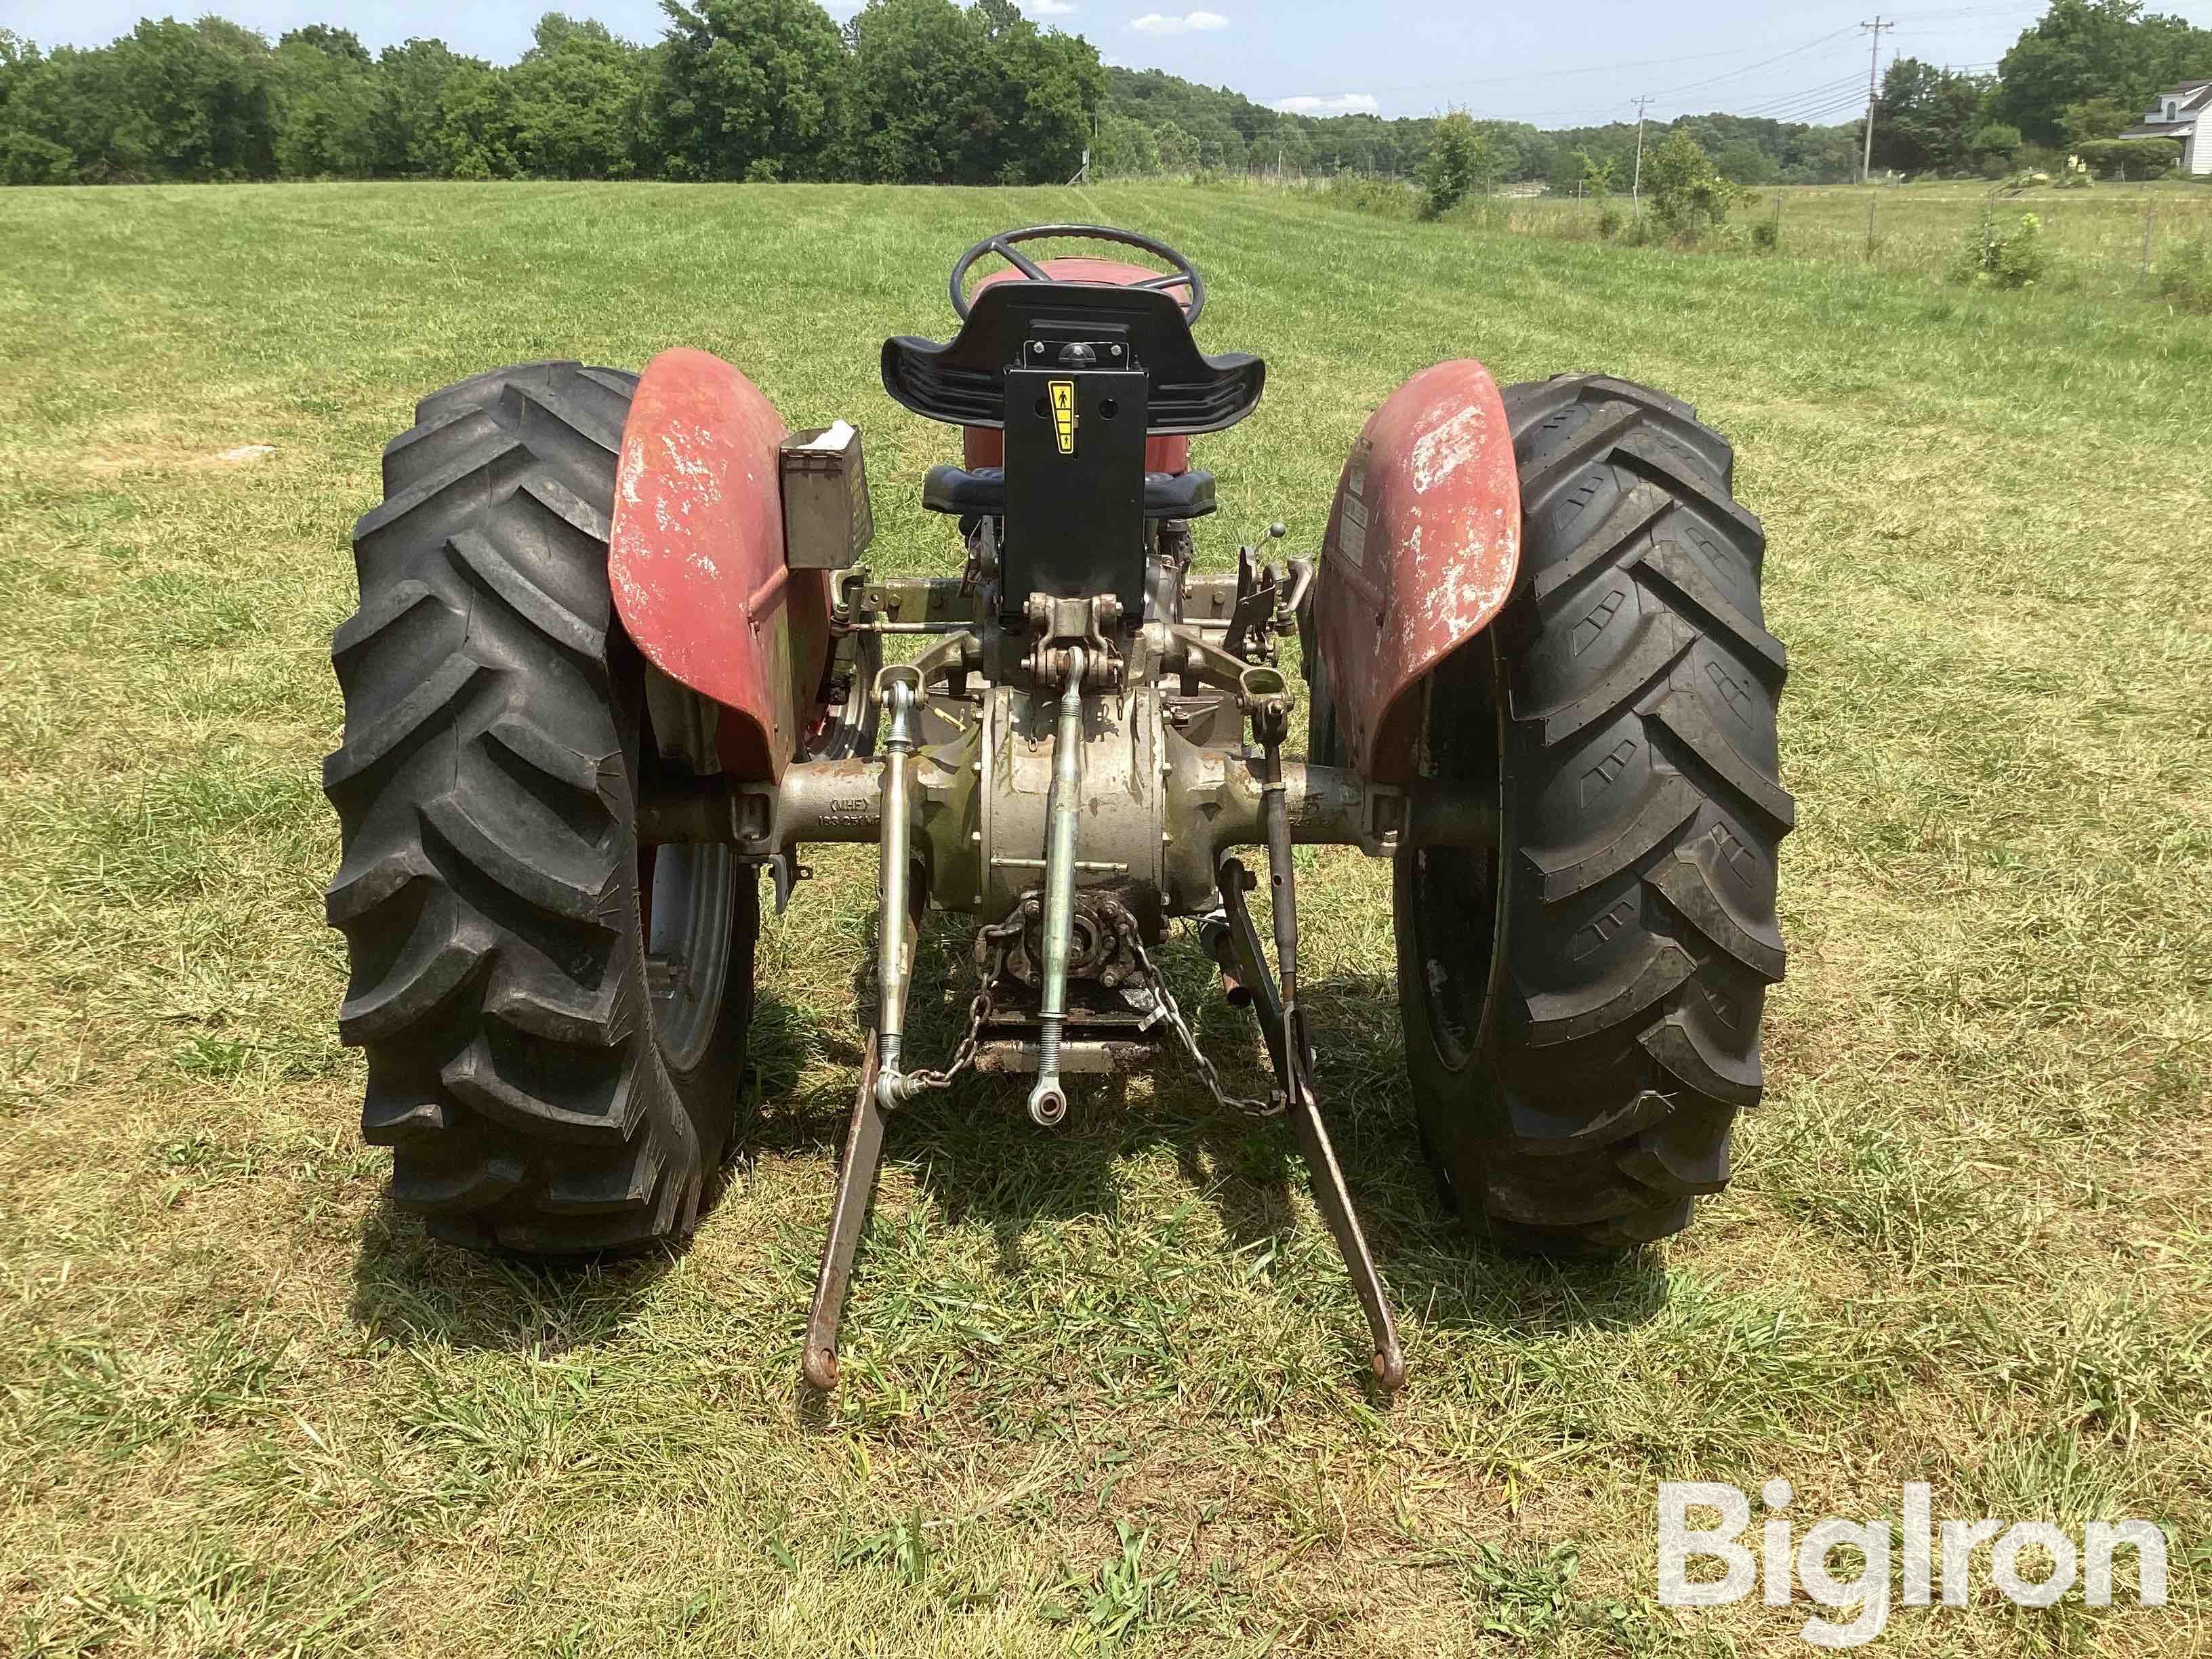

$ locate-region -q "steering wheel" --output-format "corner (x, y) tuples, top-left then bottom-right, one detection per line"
(949, 224), (1206, 325)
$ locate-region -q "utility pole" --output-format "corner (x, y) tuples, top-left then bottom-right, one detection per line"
(1860, 16), (1893, 183)
(1631, 95), (1652, 209)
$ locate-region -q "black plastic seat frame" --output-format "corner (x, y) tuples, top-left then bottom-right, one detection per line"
(882, 281), (1265, 435)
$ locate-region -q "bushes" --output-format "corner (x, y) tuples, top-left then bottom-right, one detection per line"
(2153, 237), (2212, 313)
(1322, 168), (1413, 218)
(1751, 213), (1781, 251)
(1595, 202), (1622, 240)
(2072, 137), (2182, 180)
(1954, 207), (2046, 288)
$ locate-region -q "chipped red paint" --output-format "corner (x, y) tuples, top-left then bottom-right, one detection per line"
(959, 256), (1192, 476)
(1311, 359), (1521, 783)
(609, 348), (832, 783)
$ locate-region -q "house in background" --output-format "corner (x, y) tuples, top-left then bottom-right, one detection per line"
(2121, 80), (2212, 174)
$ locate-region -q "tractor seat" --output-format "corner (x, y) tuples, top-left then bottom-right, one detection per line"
(883, 281), (1265, 435)
(922, 464), (1216, 520)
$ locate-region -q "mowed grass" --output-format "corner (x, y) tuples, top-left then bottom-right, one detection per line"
(1, 180), (2208, 1655)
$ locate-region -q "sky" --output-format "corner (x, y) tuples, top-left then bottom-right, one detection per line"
(7, 0), (2212, 127)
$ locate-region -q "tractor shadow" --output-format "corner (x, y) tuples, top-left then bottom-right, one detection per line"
(347, 1194), (680, 1356)
(804, 915), (1672, 1346)
(346, 990), (823, 1357)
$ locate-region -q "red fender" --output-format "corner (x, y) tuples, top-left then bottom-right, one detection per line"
(1311, 360), (1521, 782)
(610, 348), (832, 781)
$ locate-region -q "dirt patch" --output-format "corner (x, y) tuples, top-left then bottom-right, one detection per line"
(78, 441), (278, 477)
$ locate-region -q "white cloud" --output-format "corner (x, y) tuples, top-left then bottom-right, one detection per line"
(1271, 93), (1380, 115)
(1025, 0), (1078, 12)
(1130, 11), (1229, 35)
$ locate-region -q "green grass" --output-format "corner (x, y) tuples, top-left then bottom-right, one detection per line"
(1296, 171), (2212, 300)
(2, 180), (2209, 1656)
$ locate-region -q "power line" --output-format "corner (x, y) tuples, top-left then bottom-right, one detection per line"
(1645, 26), (1862, 100)
(1753, 93), (1880, 125)
(1352, 5), (2051, 116)
(1728, 72), (1871, 117)
(1360, 34), (1868, 100)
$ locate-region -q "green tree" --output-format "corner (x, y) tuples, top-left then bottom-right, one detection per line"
(1643, 127), (1736, 236)
(281, 25), (371, 66)
(844, 0), (1097, 185)
(1573, 146), (1614, 197)
(376, 38), (478, 176)
(975, 1), (1103, 184)
(1777, 121), (1863, 183)
(1, 126), (70, 182)
(2059, 94), (2133, 144)
(508, 14), (646, 178)
(1969, 120), (2025, 168)
(434, 59), (520, 178)
(272, 24), (384, 177)
(3, 46), (125, 180)
(1418, 109), (1487, 219)
(94, 17), (279, 180)
(1094, 108), (1160, 176)
(1995, 0), (2212, 146)
(1713, 137), (1778, 185)
(0, 28), (39, 115)
(652, 0), (849, 180)
(1873, 58), (1992, 173)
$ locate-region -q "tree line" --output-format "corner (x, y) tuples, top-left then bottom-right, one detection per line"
(0, 0), (1103, 185)
(1870, 0), (2209, 177)
(2, 0), (2205, 189)
(1096, 68), (1870, 188)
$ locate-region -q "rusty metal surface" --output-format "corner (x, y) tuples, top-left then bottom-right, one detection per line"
(960, 257), (1193, 476)
(802, 1031), (884, 1392)
(1311, 360), (1521, 783)
(609, 348), (833, 783)
(971, 1039), (1155, 1074)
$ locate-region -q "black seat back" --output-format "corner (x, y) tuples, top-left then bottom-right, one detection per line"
(880, 281), (1265, 435)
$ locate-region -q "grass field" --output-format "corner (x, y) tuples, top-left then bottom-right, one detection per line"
(1309, 173), (2212, 301)
(3, 180), (2209, 1656)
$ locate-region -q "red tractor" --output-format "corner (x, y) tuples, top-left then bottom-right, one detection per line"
(323, 225), (1790, 1390)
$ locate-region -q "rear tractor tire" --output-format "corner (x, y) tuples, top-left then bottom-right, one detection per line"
(1391, 374), (1793, 1253)
(323, 361), (758, 1257)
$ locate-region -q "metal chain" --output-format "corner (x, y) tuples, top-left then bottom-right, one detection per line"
(894, 916), (1025, 1099)
(1126, 933), (1284, 1120)
(891, 916), (1282, 1119)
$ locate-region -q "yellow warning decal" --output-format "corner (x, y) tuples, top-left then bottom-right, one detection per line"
(1049, 380), (1078, 456)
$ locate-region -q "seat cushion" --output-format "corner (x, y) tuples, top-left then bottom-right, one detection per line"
(922, 465), (1216, 520)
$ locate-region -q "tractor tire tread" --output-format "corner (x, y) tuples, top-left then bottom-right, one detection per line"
(326, 361), (739, 1256)
(1406, 372), (1790, 1254)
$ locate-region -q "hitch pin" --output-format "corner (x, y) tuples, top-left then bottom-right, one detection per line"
(1027, 646), (1086, 1128)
